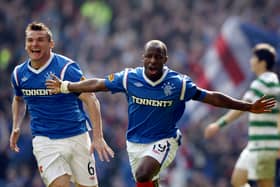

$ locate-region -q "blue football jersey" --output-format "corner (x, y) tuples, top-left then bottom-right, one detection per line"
(11, 53), (91, 139)
(105, 66), (206, 143)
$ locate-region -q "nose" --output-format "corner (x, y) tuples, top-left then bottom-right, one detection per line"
(31, 40), (38, 45)
(150, 56), (156, 63)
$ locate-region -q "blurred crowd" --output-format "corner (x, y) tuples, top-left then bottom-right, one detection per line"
(0, 0), (280, 186)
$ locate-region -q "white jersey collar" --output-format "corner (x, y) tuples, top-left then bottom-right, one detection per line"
(28, 52), (54, 74)
(143, 66), (169, 87)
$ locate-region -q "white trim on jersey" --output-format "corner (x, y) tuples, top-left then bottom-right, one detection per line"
(60, 61), (75, 80)
(27, 53), (54, 74)
(180, 76), (186, 101)
(85, 120), (92, 131)
(13, 65), (20, 87)
(143, 66), (169, 87)
(122, 68), (129, 92)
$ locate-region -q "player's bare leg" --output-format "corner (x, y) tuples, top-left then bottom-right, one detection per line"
(135, 156), (161, 187)
(49, 174), (71, 187)
(231, 168), (248, 187)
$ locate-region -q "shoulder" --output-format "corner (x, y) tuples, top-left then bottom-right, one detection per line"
(124, 67), (141, 77)
(53, 53), (77, 66)
(252, 72), (280, 88)
(128, 67), (141, 73)
(259, 72), (279, 84)
(166, 68), (193, 82)
(54, 53), (74, 63)
(53, 53), (81, 73)
(12, 60), (28, 75)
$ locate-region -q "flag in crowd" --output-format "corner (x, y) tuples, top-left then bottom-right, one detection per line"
(184, 16), (280, 125)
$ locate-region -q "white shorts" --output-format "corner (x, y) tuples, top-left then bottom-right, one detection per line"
(235, 146), (278, 180)
(127, 131), (181, 181)
(32, 132), (98, 186)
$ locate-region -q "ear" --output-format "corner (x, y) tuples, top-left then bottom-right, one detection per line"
(164, 56), (168, 64)
(50, 40), (55, 49)
(141, 54), (145, 62)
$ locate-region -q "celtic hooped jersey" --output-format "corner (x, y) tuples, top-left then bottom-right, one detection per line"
(243, 72), (280, 151)
(11, 53), (91, 139)
(105, 66), (206, 143)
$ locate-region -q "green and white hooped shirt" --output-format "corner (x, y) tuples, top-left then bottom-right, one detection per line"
(243, 72), (280, 152)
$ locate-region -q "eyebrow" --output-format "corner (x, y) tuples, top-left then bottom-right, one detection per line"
(26, 35), (49, 39)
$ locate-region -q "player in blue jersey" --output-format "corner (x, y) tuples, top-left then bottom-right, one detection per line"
(46, 40), (276, 187)
(9, 22), (114, 187)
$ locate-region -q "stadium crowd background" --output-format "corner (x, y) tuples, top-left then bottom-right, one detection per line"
(0, 0), (280, 187)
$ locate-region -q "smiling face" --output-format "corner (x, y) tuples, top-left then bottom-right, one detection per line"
(25, 23), (54, 67)
(143, 40), (168, 81)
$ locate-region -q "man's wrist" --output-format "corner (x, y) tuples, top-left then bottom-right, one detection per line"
(217, 117), (227, 128)
(13, 127), (20, 133)
(60, 81), (70, 93)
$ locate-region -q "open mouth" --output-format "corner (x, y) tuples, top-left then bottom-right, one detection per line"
(148, 67), (158, 75)
(31, 49), (41, 54)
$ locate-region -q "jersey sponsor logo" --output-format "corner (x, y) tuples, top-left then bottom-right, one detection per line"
(132, 96), (173, 107)
(21, 89), (53, 96)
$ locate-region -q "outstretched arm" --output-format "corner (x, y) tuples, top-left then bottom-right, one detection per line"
(202, 90), (276, 139)
(46, 74), (109, 94)
(201, 90), (276, 113)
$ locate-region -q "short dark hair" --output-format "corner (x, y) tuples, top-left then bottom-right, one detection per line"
(253, 43), (276, 70)
(145, 40), (168, 57)
(25, 22), (53, 41)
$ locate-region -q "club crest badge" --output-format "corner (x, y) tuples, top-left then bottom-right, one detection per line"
(162, 82), (175, 96)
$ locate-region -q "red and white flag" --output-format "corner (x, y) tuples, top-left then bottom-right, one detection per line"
(185, 17), (279, 124)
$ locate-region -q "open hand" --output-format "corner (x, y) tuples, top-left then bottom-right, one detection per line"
(250, 96), (276, 113)
(10, 128), (20, 152)
(90, 138), (114, 162)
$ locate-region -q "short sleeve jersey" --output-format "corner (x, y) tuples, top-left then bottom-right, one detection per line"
(11, 53), (91, 139)
(104, 66), (206, 143)
(243, 72), (280, 151)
